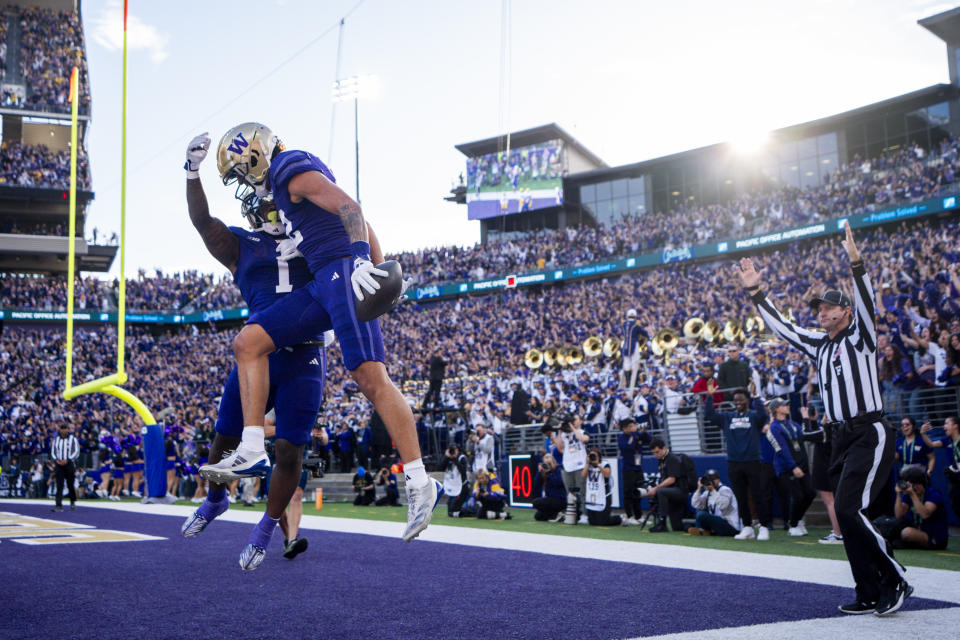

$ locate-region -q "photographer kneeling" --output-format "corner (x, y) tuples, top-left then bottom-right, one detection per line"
(582, 448), (623, 526)
(646, 438), (691, 532)
(689, 469), (740, 536)
(474, 469), (510, 520)
(890, 466), (949, 550)
(532, 453), (566, 522)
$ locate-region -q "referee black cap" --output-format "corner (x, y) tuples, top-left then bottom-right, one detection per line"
(809, 289), (852, 310)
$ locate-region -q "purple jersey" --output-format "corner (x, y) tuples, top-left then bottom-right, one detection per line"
(268, 150), (351, 275)
(229, 226), (315, 315)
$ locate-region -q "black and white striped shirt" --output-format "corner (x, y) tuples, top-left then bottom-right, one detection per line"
(51, 434), (80, 462)
(750, 263), (882, 423)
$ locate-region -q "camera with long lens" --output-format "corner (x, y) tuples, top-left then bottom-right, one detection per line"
(540, 414), (560, 434)
(303, 454), (325, 478)
(700, 475), (715, 487)
(588, 452), (600, 464)
(897, 479), (910, 491)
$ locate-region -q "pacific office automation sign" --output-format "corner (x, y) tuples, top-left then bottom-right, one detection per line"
(732, 223), (827, 250)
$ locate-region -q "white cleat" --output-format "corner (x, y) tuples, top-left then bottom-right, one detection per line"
(402, 479), (444, 542)
(734, 526), (756, 540)
(239, 544), (267, 572)
(757, 526), (770, 541)
(787, 526), (806, 537)
(198, 447), (271, 484)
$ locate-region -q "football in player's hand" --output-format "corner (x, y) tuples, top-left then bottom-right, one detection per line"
(355, 260), (403, 323)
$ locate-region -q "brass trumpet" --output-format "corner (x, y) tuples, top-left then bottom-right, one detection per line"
(602, 337), (621, 358)
(583, 336), (603, 358)
(524, 348), (543, 369)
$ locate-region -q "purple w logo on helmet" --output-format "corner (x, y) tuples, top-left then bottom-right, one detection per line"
(227, 132), (249, 155)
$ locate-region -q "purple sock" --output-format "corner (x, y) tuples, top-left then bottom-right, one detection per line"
(248, 513), (279, 548)
(208, 487), (226, 503)
(197, 494), (229, 521)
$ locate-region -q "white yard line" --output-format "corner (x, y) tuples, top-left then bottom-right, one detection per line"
(4, 499), (960, 607)
(631, 607), (960, 640)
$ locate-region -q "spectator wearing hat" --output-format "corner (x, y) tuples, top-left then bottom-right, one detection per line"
(352, 466), (375, 505)
(890, 466), (948, 550)
(689, 469), (740, 536)
(618, 418), (651, 525)
(766, 398), (816, 536)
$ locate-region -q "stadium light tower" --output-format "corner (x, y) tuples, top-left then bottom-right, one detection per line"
(332, 74), (378, 203)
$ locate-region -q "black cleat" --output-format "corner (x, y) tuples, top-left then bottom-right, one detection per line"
(283, 537), (308, 560)
(875, 581), (913, 617)
(838, 600), (876, 615)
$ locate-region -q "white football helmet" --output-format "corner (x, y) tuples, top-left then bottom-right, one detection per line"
(217, 122), (283, 198)
(240, 190), (285, 236)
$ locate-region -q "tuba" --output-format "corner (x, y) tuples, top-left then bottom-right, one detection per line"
(602, 337), (621, 359)
(704, 319), (722, 343)
(583, 336), (603, 358)
(656, 328), (680, 352)
(566, 346), (584, 366)
(544, 347), (559, 367)
(745, 314), (765, 335)
(722, 320), (743, 343)
(683, 317), (705, 341)
(524, 348), (543, 369)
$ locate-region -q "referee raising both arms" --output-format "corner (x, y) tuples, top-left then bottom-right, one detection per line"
(50, 424), (80, 512)
(737, 221), (911, 617)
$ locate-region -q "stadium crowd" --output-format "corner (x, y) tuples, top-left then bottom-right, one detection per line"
(0, 142), (91, 190)
(16, 6), (91, 114)
(2, 215), (959, 523)
(396, 137), (960, 285)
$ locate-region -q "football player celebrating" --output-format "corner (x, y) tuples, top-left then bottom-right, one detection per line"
(181, 132), (329, 570)
(207, 123), (442, 542)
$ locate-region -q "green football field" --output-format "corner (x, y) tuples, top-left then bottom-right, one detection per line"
(173, 498), (960, 572)
(472, 175), (561, 195)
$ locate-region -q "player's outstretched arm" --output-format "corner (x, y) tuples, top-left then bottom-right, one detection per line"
(185, 133), (238, 272)
(287, 171), (368, 244)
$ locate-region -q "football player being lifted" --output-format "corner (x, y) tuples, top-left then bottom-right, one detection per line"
(183, 132), (333, 570)
(203, 123), (442, 543)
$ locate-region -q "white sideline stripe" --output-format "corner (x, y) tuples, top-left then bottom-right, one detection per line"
(4, 499), (960, 607)
(632, 607), (960, 640)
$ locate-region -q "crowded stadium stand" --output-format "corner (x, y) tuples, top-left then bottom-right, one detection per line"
(2, 4), (959, 541)
(0, 1), (108, 276)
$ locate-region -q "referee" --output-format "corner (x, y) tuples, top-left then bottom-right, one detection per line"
(50, 424), (80, 512)
(737, 221), (910, 617)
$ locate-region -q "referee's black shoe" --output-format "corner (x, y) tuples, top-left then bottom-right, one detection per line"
(283, 537), (308, 560)
(875, 580), (913, 617)
(837, 600), (876, 615)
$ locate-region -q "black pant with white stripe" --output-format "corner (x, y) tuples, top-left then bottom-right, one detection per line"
(831, 419), (904, 602)
(54, 461), (77, 508)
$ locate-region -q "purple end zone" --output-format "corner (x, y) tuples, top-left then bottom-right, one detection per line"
(2, 504), (955, 640)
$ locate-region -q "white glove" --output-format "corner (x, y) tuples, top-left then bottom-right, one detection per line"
(351, 258), (388, 301)
(323, 330), (336, 347)
(396, 276), (415, 305)
(276, 237), (303, 262)
(184, 132), (210, 178)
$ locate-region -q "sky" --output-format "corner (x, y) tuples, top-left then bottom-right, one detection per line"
(75, 0), (956, 280)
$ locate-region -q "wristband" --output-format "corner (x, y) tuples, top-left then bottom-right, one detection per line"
(350, 241), (371, 261)
(184, 161), (199, 180)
